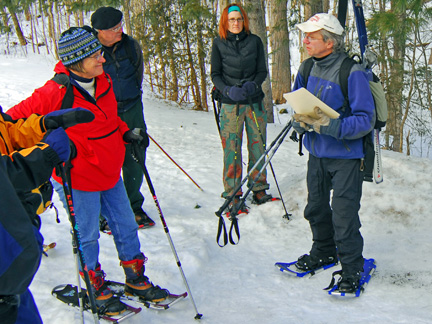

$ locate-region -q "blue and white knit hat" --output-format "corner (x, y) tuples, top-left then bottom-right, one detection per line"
(58, 27), (102, 66)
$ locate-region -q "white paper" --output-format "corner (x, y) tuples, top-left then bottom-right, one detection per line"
(283, 87), (340, 119)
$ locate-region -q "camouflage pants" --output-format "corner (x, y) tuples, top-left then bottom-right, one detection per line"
(220, 101), (269, 198)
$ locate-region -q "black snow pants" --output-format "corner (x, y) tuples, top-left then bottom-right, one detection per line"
(304, 154), (364, 273)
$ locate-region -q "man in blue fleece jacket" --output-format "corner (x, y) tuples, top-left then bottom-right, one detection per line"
(291, 13), (375, 293)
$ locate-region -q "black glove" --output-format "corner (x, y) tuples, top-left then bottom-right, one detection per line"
(223, 86), (246, 102)
(69, 140), (77, 160)
(42, 108), (95, 131)
(41, 128), (71, 162)
(123, 128), (149, 149)
(242, 81), (258, 96)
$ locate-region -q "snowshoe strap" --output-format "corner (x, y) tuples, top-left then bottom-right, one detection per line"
(324, 270), (343, 291)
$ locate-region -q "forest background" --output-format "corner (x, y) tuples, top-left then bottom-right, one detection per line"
(1, 0), (432, 158)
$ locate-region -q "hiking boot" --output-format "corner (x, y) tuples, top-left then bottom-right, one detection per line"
(337, 271), (361, 293)
(82, 267), (126, 315)
(228, 196), (248, 214)
(295, 253), (338, 272)
(252, 190), (273, 205)
(121, 255), (169, 302)
(134, 210), (155, 228)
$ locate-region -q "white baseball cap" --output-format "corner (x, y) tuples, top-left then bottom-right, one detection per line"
(296, 13), (344, 36)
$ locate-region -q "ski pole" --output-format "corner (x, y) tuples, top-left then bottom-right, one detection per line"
(248, 98), (291, 219)
(215, 120), (292, 246)
(147, 134), (203, 191)
(131, 143), (203, 320)
(57, 165), (100, 324)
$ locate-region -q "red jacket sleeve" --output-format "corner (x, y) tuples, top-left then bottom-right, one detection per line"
(7, 80), (65, 119)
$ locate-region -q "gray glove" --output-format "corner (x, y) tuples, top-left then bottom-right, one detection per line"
(294, 107), (330, 134)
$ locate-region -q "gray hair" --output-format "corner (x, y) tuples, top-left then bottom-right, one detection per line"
(320, 29), (345, 53)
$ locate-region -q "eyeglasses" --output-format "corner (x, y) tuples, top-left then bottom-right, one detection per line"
(228, 18), (244, 24)
(88, 51), (104, 60)
(109, 23), (123, 32)
(304, 35), (324, 42)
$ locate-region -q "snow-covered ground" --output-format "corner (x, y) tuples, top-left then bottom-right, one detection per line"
(1, 53), (432, 324)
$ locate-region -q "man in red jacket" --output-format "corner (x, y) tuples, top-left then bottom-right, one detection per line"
(7, 27), (169, 316)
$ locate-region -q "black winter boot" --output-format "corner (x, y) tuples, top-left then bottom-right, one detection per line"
(295, 253), (338, 272)
(337, 271), (361, 293)
(252, 190), (273, 205)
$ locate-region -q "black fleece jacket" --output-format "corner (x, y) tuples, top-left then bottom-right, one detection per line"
(210, 30), (267, 104)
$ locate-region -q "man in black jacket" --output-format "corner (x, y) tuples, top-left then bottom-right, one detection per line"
(91, 7), (154, 230)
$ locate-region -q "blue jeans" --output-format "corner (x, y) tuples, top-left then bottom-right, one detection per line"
(53, 178), (141, 271)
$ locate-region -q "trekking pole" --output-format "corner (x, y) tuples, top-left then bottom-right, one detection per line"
(131, 143), (203, 320)
(57, 165), (100, 324)
(72, 237), (85, 324)
(147, 134), (203, 191)
(248, 98), (291, 219)
(215, 120), (292, 246)
(227, 121), (292, 244)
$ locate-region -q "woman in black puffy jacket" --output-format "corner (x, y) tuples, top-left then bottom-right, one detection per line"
(211, 3), (272, 210)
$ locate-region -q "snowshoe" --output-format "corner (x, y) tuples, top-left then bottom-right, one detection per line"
(326, 258), (377, 297)
(52, 284), (141, 321)
(106, 281), (187, 310)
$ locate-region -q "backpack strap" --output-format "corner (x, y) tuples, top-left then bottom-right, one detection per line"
(302, 57), (314, 88)
(292, 57), (315, 155)
(51, 73), (74, 110)
(339, 56), (357, 100)
(123, 35), (139, 69)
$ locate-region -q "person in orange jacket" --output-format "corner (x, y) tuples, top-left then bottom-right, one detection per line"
(0, 105), (93, 323)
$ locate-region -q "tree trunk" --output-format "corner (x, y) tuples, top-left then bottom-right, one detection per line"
(269, 0), (291, 104)
(184, 21), (203, 110)
(122, 0), (132, 36)
(8, 8), (27, 46)
(164, 18), (179, 102)
(39, 1), (50, 54)
(46, 1), (58, 59)
(219, 0), (230, 13)
(197, 25), (208, 111)
(387, 2), (406, 152)
(244, 0), (274, 123)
